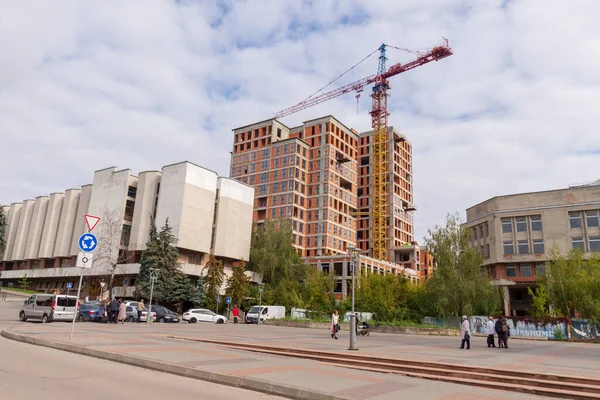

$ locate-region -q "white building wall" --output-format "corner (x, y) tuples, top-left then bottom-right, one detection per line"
(155, 162), (217, 253)
(54, 189), (80, 257)
(38, 193), (64, 258)
(3, 203), (22, 261)
(213, 178), (254, 260)
(130, 171), (161, 251)
(70, 185), (92, 256)
(12, 199), (36, 261)
(24, 196), (49, 260)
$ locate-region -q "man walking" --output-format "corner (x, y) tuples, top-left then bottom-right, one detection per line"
(459, 315), (471, 350)
(495, 315), (505, 348)
(109, 297), (119, 324)
(232, 305), (240, 325)
(486, 316), (496, 348)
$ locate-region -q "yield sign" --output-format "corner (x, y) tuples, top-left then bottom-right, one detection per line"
(84, 214), (101, 232)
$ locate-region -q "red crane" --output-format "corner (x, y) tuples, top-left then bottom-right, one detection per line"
(274, 40), (453, 261)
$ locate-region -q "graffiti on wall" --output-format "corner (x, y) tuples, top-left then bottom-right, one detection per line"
(470, 316), (566, 339)
(572, 320), (598, 340)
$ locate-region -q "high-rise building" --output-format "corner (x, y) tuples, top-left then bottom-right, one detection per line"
(464, 181), (600, 316)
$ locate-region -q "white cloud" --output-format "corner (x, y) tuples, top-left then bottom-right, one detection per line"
(1, 0), (600, 242)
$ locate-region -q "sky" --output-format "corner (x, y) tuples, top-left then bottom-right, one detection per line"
(1, 0), (600, 242)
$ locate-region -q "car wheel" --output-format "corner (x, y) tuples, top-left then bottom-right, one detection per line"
(158, 317), (164, 323)
(189, 317), (197, 323)
(41, 314), (48, 324)
(19, 312), (27, 322)
(128, 316), (135, 322)
(216, 318), (224, 324)
(77, 314), (85, 322)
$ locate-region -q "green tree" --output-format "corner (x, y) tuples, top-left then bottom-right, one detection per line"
(165, 274), (204, 313)
(541, 247), (600, 322)
(355, 271), (411, 321)
(305, 267), (336, 315)
(19, 274), (31, 289)
(226, 260), (250, 307)
(527, 286), (550, 319)
(424, 212), (502, 317)
(0, 207), (6, 261)
(204, 254), (225, 312)
(248, 219), (307, 286)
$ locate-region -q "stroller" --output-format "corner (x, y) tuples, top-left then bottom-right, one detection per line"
(357, 320), (370, 336)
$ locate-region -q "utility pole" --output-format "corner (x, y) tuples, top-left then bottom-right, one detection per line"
(347, 246), (361, 351)
(258, 283), (265, 325)
(457, 249), (465, 316)
(147, 268), (160, 325)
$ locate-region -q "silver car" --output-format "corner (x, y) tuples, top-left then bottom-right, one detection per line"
(124, 303), (156, 322)
(20, 294), (79, 323)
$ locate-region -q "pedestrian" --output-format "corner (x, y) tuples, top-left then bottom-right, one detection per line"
(109, 297), (119, 324)
(501, 316), (510, 349)
(232, 305), (240, 324)
(84, 296), (89, 304)
(495, 315), (505, 348)
(118, 298), (127, 324)
(459, 315), (471, 349)
(331, 310), (340, 340)
(486, 316), (496, 348)
(137, 299), (144, 323)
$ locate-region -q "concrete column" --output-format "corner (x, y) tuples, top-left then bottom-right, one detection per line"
(502, 286), (511, 316)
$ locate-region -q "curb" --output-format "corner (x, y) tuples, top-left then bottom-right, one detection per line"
(1, 329), (345, 400)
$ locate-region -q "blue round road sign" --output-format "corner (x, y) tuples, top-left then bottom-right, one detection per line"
(78, 233), (98, 252)
(226, 297), (232, 305)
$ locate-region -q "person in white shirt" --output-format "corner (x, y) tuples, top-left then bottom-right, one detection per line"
(460, 315), (471, 350)
(330, 310), (339, 340)
(486, 316), (496, 348)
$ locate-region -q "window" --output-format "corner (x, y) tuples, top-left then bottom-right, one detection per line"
(520, 264), (532, 277)
(572, 237), (584, 250)
(124, 200), (135, 221)
(589, 236), (600, 252)
(121, 225), (131, 247)
(586, 211), (599, 227)
(536, 263), (546, 275)
(518, 240), (529, 254)
(501, 218), (512, 233)
(533, 239), (544, 254)
(503, 241), (514, 255)
(569, 212), (582, 228)
(127, 185), (137, 198)
(516, 217), (527, 232)
(530, 215), (542, 231)
(506, 264), (516, 277)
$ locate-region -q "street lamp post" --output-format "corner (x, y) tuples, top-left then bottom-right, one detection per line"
(347, 246), (361, 351)
(457, 249), (465, 316)
(258, 283), (265, 325)
(147, 268), (160, 325)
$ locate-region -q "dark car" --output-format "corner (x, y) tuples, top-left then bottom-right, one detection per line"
(150, 305), (180, 323)
(77, 304), (103, 322)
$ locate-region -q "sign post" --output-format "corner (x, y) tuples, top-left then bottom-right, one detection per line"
(215, 294), (220, 314)
(226, 296), (231, 320)
(70, 215), (100, 341)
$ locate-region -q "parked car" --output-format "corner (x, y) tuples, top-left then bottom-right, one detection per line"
(125, 302), (156, 322)
(150, 305), (180, 323)
(182, 309), (227, 324)
(20, 294), (79, 323)
(77, 304), (103, 322)
(245, 305), (285, 324)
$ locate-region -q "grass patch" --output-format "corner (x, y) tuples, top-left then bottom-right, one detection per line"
(276, 317), (459, 330)
(1, 287), (38, 294)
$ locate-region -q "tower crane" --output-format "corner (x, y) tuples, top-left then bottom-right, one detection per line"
(274, 40), (453, 261)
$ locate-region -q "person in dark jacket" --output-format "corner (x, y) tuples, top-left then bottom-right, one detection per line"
(109, 297), (119, 324)
(495, 316), (504, 348)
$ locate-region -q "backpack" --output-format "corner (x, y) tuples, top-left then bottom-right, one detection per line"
(502, 323), (508, 332)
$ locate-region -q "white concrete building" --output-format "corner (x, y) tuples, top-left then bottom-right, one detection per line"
(0, 161), (255, 298)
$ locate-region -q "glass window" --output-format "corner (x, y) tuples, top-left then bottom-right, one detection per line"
(569, 212), (582, 228)
(589, 236), (600, 252)
(530, 215), (542, 231)
(536, 263), (546, 275)
(572, 237), (584, 250)
(501, 218), (512, 233)
(586, 211), (599, 227)
(503, 241), (514, 255)
(506, 264), (517, 277)
(518, 240), (529, 254)
(520, 264), (532, 277)
(516, 217), (527, 232)
(533, 239), (544, 254)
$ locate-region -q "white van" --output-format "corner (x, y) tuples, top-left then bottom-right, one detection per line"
(245, 305), (285, 324)
(19, 294), (79, 323)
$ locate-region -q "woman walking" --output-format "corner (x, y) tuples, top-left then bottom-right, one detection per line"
(331, 310), (340, 340)
(117, 298), (127, 324)
(460, 315), (471, 350)
(500, 316), (510, 348)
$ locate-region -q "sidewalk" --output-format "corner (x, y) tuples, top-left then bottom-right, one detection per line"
(1, 322), (556, 400)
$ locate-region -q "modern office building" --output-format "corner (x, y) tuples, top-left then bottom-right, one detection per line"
(0, 161), (256, 298)
(231, 116), (420, 293)
(464, 180), (600, 316)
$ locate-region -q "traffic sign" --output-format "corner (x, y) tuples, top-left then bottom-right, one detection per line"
(226, 297), (231, 305)
(216, 294), (220, 303)
(76, 252), (94, 268)
(66, 283), (73, 289)
(78, 233), (98, 252)
(84, 214), (101, 232)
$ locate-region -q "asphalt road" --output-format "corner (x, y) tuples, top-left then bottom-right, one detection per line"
(0, 299), (283, 400)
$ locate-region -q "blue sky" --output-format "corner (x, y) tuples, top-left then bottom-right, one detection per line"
(1, 0), (600, 241)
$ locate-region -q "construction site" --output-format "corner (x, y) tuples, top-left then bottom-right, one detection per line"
(230, 40), (452, 292)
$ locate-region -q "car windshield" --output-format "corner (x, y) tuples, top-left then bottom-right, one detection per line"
(249, 306), (262, 313)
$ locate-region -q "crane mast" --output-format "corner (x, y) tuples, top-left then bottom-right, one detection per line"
(274, 41), (453, 261)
